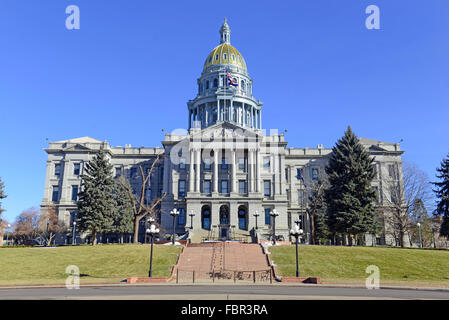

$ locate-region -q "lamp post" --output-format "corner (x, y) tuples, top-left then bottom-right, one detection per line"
(270, 209), (279, 245)
(189, 210), (195, 229)
(45, 219), (50, 247)
(253, 211), (260, 230)
(290, 224), (304, 277)
(432, 227), (437, 248)
(146, 217), (159, 277)
(417, 222), (422, 248)
(72, 221), (76, 245)
(170, 208), (179, 245)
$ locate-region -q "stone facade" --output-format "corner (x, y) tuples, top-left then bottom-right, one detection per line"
(41, 21), (404, 245)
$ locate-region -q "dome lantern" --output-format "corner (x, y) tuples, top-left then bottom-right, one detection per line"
(220, 18), (231, 44)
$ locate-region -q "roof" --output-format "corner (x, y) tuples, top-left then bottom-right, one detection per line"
(54, 136), (103, 144)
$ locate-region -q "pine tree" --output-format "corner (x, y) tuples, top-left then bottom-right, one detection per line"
(77, 148), (116, 245)
(113, 177), (134, 243)
(433, 153), (449, 238)
(325, 126), (378, 245)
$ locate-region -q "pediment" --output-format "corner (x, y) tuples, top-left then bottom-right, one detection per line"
(368, 145), (388, 152)
(191, 121), (260, 141)
(62, 143), (92, 151)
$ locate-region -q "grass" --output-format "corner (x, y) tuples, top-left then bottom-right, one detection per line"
(0, 244), (182, 285)
(270, 245), (449, 287)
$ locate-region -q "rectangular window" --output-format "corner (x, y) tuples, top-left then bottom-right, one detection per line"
(52, 186), (59, 202)
(203, 180), (211, 194)
(71, 185), (79, 201)
(221, 157), (228, 169)
(115, 167), (122, 178)
(178, 208), (186, 226)
(285, 168), (288, 181)
(130, 167), (137, 178)
(373, 186), (379, 204)
(179, 158), (186, 169)
(264, 180), (271, 197)
(239, 180), (247, 194)
(74, 163), (81, 175)
(286, 189), (290, 201)
(263, 156), (270, 169)
(388, 164), (395, 178)
(204, 158), (211, 170)
(298, 190), (304, 206)
(312, 168), (319, 181)
(221, 180), (228, 194)
(178, 180), (186, 197)
(297, 168), (303, 180)
(54, 163), (61, 177)
(264, 208), (271, 225)
(238, 158), (245, 170)
(373, 164), (378, 178)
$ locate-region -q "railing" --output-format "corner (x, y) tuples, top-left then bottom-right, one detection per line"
(175, 268), (272, 284)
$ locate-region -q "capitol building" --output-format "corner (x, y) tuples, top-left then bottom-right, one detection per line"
(41, 20), (404, 244)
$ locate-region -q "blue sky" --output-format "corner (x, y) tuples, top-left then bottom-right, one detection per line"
(0, 0), (448, 222)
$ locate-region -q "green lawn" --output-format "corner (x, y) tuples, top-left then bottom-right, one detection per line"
(270, 245), (449, 287)
(0, 244), (182, 286)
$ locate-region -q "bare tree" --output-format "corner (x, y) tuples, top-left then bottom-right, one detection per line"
(38, 205), (67, 246)
(12, 207), (42, 244)
(382, 161), (433, 247)
(117, 155), (167, 243)
(304, 175), (329, 245)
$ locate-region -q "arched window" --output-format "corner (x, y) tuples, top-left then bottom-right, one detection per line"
(215, 54), (219, 61)
(202, 206), (211, 230)
(220, 205), (229, 224)
(213, 78), (218, 88)
(206, 80), (209, 90)
(241, 80), (245, 91)
(238, 206), (247, 230)
(223, 53), (227, 60)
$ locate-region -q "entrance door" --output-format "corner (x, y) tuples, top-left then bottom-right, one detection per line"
(220, 226), (228, 240)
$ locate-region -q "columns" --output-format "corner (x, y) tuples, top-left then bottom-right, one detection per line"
(248, 149), (254, 193)
(255, 148), (260, 192)
(231, 148), (236, 193)
(258, 110), (262, 129)
(280, 153), (286, 196)
(213, 149), (218, 193)
(162, 151), (169, 194)
(218, 100), (221, 122)
(189, 148), (194, 192)
(196, 148), (201, 192)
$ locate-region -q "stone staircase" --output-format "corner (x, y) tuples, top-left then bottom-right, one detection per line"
(175, 242), (271, 282)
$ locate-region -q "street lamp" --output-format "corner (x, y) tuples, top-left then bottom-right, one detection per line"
(432, 227), (437, 248)
(290, 224), (304, 277)
(6, 224), (11, 246)
(170, 208), (179, 245)
(72, 221), (77, 245)
(270, 209), (279, 245)
(146, 217), (159, 277)
(253, 211), (260, 230)
(417, 222), (423, 248)
(189, 210), (195, 229)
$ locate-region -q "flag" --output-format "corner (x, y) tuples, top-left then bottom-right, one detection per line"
(226, 70), (238, 87)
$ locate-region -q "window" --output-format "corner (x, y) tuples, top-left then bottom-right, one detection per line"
(179, 158), (186, 169)
(130, 167), (137, 178)
(231, 54), (235, 61)
(178, 208), (186, 226)
(373, 186), (379, 204)
(221, 180), (229, 194)
(263, 157), (270, 169)
(115, 167), (122, 178)
(221, 157), (228, 169)
(264, 180), (271, 197)
(238, 158), (245, 170)
(204, 158), (211, 170)
(208, 56), (212, 63)
(239, 180), (247, 194)
(213, 78), (218, 88)
(52, 186), (59, 202)
(206, 80), (209, 90)
(373, 164), (378, 178)
(389, 164), (396, 178)
(202, 207), (211, 230)
(286, 189), (290, 201)
(54, 163), (61, 177)
(178, 180), (186, 197)
(71, 185), (79, 201)
(203, 180), (211, 194)
(311, 168), (319, 181)
(298, 190), (305, 206)
(241, 80), (245, 91)
(223, 53), (227, 60)
(285, 168), (288, 181)
(297, 168), (303, 180)
(74, 163), (80, 175)
(215, 54), (219, 61)
(238, 208), (247, 230)
(264, 208), (271, 225)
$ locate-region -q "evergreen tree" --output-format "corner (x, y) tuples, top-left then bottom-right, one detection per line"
(325, 126), (378, 245)
(433, 153), (449, 238)
(113, 177), (134, 243)
(77, 148), (116, 245)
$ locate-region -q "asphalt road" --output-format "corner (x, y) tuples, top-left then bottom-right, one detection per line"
(0, 284), (448, 300)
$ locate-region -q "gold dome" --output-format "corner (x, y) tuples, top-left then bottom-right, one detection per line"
(203, 43), (247, 73)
